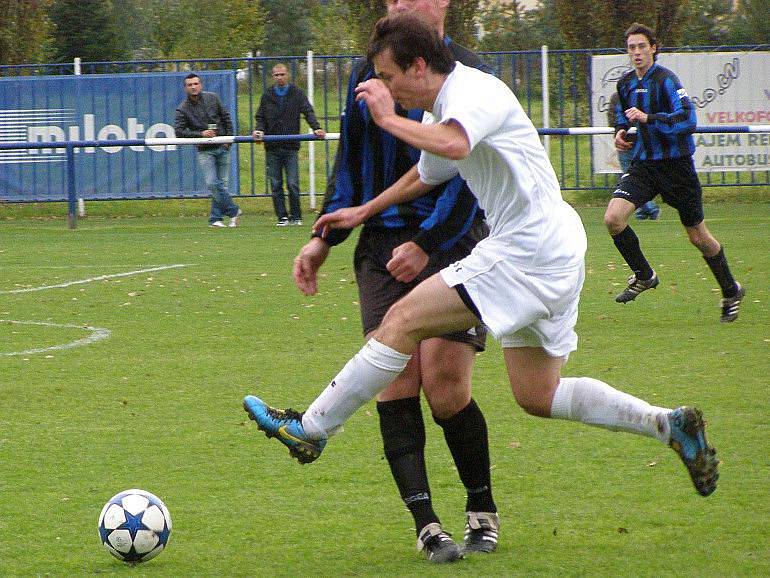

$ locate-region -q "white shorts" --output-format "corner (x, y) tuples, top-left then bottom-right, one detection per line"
(440, 245), (585, 358)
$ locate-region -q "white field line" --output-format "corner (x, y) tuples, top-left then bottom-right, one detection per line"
(0, 264), (189, 294)
(0, 320), (111, 356)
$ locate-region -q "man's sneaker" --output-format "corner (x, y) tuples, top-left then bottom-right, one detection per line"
(668, 406), (719, 497)
(209, 221), (226, 228)
(228, 208), (242, 228)
(463, 512), (500, 554)
(416, 523), (462, 564)
(242, 395), (326, 464)
(615, 271), (659, 303)
(276, 217), (289, 227)
(635, 201), (660, 221)
(720, 283), (745, 323)
(289, 219), (303, 226)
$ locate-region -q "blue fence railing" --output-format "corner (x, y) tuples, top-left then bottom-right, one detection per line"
(1, 46), (768, 203)
(3, 124), (766, 228)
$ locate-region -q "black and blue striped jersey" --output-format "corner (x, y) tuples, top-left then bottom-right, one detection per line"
(614, 62), (696, 161)
(317, 40), (492, 253)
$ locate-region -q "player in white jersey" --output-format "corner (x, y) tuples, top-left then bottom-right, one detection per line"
(243, 13), (719, 501)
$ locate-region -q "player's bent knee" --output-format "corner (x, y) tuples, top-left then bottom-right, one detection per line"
(423, 380), (471, 419)
(379, 301), (420, 339)
(603, 211), (626, 235)
(511, 383), (554, 418)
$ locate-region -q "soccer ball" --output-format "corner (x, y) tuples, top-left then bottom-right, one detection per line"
(98, 489), (172, 563)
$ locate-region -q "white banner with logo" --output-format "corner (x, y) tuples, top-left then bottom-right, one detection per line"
(591, 52), (770, 173)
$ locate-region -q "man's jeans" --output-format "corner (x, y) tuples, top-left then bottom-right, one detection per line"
(266, 148), (301, 221)
(197, 146), (239, 224)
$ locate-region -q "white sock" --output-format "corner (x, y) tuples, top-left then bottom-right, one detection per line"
(550, 377), (670, 443)
(302, 339), (411, 439)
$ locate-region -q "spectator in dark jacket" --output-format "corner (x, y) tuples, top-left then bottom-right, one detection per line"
(253, 64), (325, 226)
(175, 73), (241, 228)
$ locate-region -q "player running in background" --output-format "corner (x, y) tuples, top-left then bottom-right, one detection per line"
(244, 14), (719, 533)
(605, 23), (744, 321)
(287, 0), (497, 563)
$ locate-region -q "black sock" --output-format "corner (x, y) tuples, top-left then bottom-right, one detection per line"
(704, 246), (739, 298)
(612, 226), (654, 280)
(434, 399), (496, 514)
(377, 397), (438, 533)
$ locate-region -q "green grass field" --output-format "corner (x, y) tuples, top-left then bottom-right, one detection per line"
(1, 203), (768, 576)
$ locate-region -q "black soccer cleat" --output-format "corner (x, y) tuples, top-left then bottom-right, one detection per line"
(417, 523), (463, 564)
(463, 511), (500, 554)
(615, 271), (659, 303)
(720, 283), (745, 323)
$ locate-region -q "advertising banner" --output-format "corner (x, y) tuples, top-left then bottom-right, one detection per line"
(0, 71), (238, 201)
(591, 52), (769, 173)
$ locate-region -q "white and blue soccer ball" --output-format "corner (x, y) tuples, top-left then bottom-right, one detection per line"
(98, 489), (172, 564)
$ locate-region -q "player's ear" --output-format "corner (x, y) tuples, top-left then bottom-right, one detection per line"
(411, 57), (427, 77)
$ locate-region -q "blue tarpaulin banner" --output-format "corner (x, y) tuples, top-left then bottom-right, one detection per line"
(0, 71), (238, 201)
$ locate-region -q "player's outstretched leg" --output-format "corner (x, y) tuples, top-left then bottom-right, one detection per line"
(417, 523), (463, 564)
(668, 406), (719, 496)
(463, 511), (500, 554)
(615, 271), (660, 303)
(243, 395), (326, 464)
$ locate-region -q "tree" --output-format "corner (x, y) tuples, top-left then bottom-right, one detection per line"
(178, 0), (265, 58)
(478, 0), (566, 51)
(261, 0), (314, 55)
(346, 0), (481, 52)
(346, 0), (384, 53)
(678, 0), (736, 45)
(0, 0), (53, 65)
(48, 0), (129, 62)
(445, 0), (481, 48)
(528, 0), (567, 49)
(554, 0), (690, 49)
(136, 0), (265, 59)
(733, 0), (770, 44)
(111, 0), (148, 58)
(311, 0), (357, 55)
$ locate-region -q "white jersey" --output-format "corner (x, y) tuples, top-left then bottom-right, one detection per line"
(418, 62), (586, 272)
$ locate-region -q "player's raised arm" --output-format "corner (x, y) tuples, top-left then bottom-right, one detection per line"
(355, 78), (470, 160)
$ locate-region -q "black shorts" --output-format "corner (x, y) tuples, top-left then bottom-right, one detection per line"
(354, 221), (488, 351)
(613, 156), (705, 227)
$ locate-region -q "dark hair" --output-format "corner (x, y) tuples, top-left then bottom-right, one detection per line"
(367, 13), (455, 75)
(184, 73), (200, 83)
(624, 22), (659, 60)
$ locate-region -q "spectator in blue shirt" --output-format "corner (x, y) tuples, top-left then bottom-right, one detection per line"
(253, 64), (325, 226)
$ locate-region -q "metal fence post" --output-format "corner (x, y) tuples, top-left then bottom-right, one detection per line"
(307, 50), (316, 210)
(66, 144), (77, 229)
(541, 45), (550, 156)
(73, 56), (86, 218)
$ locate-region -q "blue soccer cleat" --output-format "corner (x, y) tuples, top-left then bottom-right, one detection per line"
(668, 406), (719, 496)
(243, 395), (326, 464)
